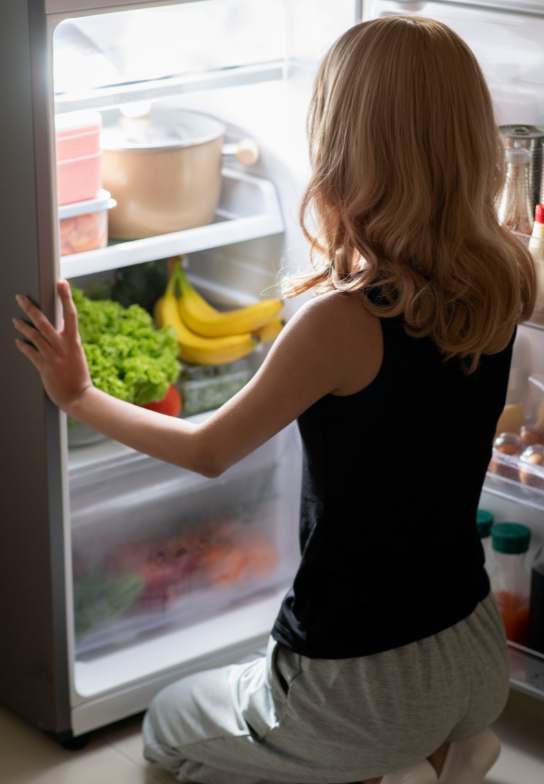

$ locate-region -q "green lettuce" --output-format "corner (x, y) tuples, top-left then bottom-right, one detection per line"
(73, 287), (181, 405)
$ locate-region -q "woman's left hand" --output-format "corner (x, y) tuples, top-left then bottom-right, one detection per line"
(13, 280), (93, 412)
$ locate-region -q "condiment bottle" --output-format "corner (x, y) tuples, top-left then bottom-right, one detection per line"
(491, 522), (532, 645)
(476, 508), (495, 576)
(498, 147), (534, 237)
(528, 547), (544, 655)
(529, 203), (544, 324)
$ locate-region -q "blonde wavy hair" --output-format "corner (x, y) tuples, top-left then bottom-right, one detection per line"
(287, 16), (536, 372)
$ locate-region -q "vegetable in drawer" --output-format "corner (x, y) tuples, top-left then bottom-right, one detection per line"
(108, 521), (279, 606)
(74, 571), (144, 637)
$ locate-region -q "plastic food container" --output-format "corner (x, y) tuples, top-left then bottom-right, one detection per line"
(56, 110), (102, 205)
(59, 189), (116, 256)
(178, 358), (254, 417)
(491, 522), (532, 645)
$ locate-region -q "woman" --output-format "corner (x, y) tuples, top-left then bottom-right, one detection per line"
(14, 15), (535, 784)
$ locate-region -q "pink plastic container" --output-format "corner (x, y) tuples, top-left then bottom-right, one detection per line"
(55, 111), (102, 205)
(59, 190), (116, 256)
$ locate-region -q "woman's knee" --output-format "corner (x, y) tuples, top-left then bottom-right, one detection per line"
(144, 682), (188, 753)
(143, 697), (181, 773)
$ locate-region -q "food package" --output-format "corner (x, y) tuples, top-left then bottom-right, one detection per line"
(489, 376), (544, 493)
(56, 110), (102, 205)
(178, 358), (254, 417)
(59, 189), (116, 255)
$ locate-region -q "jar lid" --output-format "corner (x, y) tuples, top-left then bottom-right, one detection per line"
(491, 522), (531, 555)
(476, 509), (494, 538)
(500, 124), (544, 141)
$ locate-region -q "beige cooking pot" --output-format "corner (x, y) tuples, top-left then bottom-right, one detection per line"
(102, 103), (258, 240)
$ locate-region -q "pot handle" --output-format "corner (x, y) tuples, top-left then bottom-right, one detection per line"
(222, 138), (259, 166)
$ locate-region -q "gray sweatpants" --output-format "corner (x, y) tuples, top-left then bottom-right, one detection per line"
(143, 593), (509, 783)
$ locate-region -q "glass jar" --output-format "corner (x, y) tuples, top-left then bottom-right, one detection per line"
(491, 522), (532, 645)
(497, 147), (534, 237)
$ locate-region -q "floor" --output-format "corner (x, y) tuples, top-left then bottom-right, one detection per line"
(0, 689), (542, 783)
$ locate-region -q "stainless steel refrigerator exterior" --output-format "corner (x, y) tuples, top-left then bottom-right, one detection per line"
(0, 0), (72, 737)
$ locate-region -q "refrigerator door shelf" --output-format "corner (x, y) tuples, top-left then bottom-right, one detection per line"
(60, 168), (284, 279)
(486, 456), (544, 511)
(479, 487), (544, 698)
(508, 643), (544, 701)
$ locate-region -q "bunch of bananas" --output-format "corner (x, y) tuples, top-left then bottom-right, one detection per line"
(154, 262), (284, 366)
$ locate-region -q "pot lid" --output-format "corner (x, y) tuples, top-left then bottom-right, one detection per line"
(102, 104), (225, 151)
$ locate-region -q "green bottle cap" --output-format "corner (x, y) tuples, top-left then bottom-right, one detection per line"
(491, 522), (531, 555)
(476, 509), (494, 539)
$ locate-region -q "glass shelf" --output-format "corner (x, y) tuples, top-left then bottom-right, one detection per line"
(60, 168), (283, 279)
(509, 642), (544, 700)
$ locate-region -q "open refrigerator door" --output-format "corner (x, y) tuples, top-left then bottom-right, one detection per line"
(364, 0), (544, 700)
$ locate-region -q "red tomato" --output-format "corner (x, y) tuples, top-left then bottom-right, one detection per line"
(141, 385), (182, 417)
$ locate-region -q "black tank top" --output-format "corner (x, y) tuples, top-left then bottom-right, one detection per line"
(272, 313), (515, 658)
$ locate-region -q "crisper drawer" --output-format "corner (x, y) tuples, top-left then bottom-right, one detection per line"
(69, 423), (301, 656)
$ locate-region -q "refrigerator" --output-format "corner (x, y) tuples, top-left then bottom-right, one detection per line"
(1, 0), (543, 745)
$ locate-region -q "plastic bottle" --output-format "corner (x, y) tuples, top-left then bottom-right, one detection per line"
(528, 547), (544, 655)
(529, 203), (544, 324)
(476, 509), (495, 576)
(498, 147), (534, 237)
(491, 522), (532, 645)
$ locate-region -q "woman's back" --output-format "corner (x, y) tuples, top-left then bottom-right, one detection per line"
(273, 309), (516, 658)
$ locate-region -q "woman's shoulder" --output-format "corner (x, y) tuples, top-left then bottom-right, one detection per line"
(293, 289), (383, 396)
(297, 288), (379, 327)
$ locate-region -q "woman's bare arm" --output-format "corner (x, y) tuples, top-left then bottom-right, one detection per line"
(14, 281), (381, 476)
